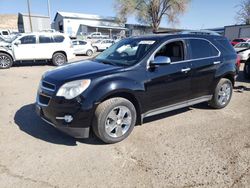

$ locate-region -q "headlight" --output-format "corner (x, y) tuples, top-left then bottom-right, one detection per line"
(56, 79), (91, 99)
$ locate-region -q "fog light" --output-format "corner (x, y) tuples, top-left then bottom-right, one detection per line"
(56, 115), (73, 123)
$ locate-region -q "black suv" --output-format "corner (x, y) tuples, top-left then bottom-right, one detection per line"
(36, 33), (237, 143)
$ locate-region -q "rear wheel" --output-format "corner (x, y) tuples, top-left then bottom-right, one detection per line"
(93, 46), (98, 52)
(86, 50), (93, 56)
(209, 78), (233, 109)
(52, 52), (67, 66)
(0, 53), (13, 69)
(93, 97), (137, 144)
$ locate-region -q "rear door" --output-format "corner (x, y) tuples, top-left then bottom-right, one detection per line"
(36, 35), (55, 59)
(187, 38), (221, 99)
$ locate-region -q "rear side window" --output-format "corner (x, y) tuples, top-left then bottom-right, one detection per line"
(39, 35), (53, 43)
(189, 39), (219, 59)
(53, 35), (64, 43)
(20, 35), (36, 44)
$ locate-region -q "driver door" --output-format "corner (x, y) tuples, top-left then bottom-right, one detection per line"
(13, 35), (37, 60)
(145, 40), (192, 110)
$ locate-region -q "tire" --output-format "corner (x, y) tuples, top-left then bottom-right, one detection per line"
(0, 52), (13, 69)
(93, 46), (98, 52)
(52, 52), (67, 66)
(244, 62), (250, 79)
(93, 97), (137, 144)
(209, 78), (233, 109)
(86, 50), (93, 57)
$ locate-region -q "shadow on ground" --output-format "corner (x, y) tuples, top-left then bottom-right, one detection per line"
(14, 104), (104, 146)
(13, 60), (52, 67)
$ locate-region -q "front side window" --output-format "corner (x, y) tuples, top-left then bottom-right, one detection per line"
(20, 35), (36, 44)
(39, 35), (53, 43)
(154, 41), (185, 62)
(189, 39), (219, 59)
(95, 38), (157, 66)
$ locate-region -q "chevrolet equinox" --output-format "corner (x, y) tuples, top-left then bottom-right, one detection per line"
(36, 33), (237, 143)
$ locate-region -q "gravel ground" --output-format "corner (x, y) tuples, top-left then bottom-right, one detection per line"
(0, 58), (249, 188)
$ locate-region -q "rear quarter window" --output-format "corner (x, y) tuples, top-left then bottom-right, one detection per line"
(188, 39), (219, 59)
(53, 35), (65, 43)
(214, 39), (236, 55)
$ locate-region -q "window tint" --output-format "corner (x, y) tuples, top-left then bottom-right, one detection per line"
(53, 35), (64, 43)
(79, 41), (87, 45)
(39, 35), (53, 43)
(189, 39), (219, 59)
(20, 35), (36, 44)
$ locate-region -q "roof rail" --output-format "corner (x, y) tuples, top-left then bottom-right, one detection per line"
(181, 30), (221, 36)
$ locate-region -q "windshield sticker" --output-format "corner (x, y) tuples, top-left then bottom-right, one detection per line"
(139, 40), (155, 45)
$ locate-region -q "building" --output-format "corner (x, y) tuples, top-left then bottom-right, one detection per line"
(53, 11), (126, 38)
(224, 24), (250, 40)
(18, 13), (51, 33)
(205, 27), (225, 35)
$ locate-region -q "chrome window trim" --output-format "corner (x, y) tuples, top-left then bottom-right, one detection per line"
(147, 37), (221, 69)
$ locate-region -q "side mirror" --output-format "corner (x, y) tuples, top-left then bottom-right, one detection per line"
(14, 40), (21, 46)
(151, 56), (171, 66)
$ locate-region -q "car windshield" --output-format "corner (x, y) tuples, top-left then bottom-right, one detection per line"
(95, 38), (157, 66)
(235, 42), (250, 48)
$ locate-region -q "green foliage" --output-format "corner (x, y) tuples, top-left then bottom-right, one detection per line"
(114, 0), (191, 32)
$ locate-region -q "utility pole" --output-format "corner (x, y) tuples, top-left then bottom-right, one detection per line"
(27, 0), (33, 32)
(47, 0), (51, 19)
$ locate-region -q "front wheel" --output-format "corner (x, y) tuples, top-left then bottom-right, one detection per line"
(86, 50), (93, 56)
(209, 78), (233, 109)
(52, 52), (67, 66)
(0, 53), (13, 69)
(93, 97), (137, 144)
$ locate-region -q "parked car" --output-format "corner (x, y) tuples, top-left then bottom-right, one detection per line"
(231, 38), (250, 46)
(72, 40), (94, 56)
(235, 43), (250, 63)
(87, 32), (109, 39)
(36, 32), (237, 143)
(0, 32), (75, 69)
(92, 39), (114, 51)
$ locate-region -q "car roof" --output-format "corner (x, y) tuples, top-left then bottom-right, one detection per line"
(130, 33), (225, 41)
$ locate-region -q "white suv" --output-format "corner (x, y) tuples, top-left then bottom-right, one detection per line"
(0, 32), (75, 69)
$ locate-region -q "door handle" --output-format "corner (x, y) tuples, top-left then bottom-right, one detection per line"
(181, 68), (191, 72)
(213, 61), (221, 65)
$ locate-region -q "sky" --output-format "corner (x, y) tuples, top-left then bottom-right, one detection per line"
(0, 0), (241, 29)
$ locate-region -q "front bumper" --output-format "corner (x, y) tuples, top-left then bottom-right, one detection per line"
(35, 81), (94, 138)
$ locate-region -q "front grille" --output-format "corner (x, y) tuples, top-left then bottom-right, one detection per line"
(42, 81), (56, 91)
(38, 94), (51, 106)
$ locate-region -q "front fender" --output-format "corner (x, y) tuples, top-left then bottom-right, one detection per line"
(81, 76), (145, 109)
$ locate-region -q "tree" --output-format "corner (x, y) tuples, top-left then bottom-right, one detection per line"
(114, 0), (190, 32)
(236, 0), (250, 24)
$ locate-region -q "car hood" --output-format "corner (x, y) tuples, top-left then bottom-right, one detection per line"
(43, 60), (123, 83)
